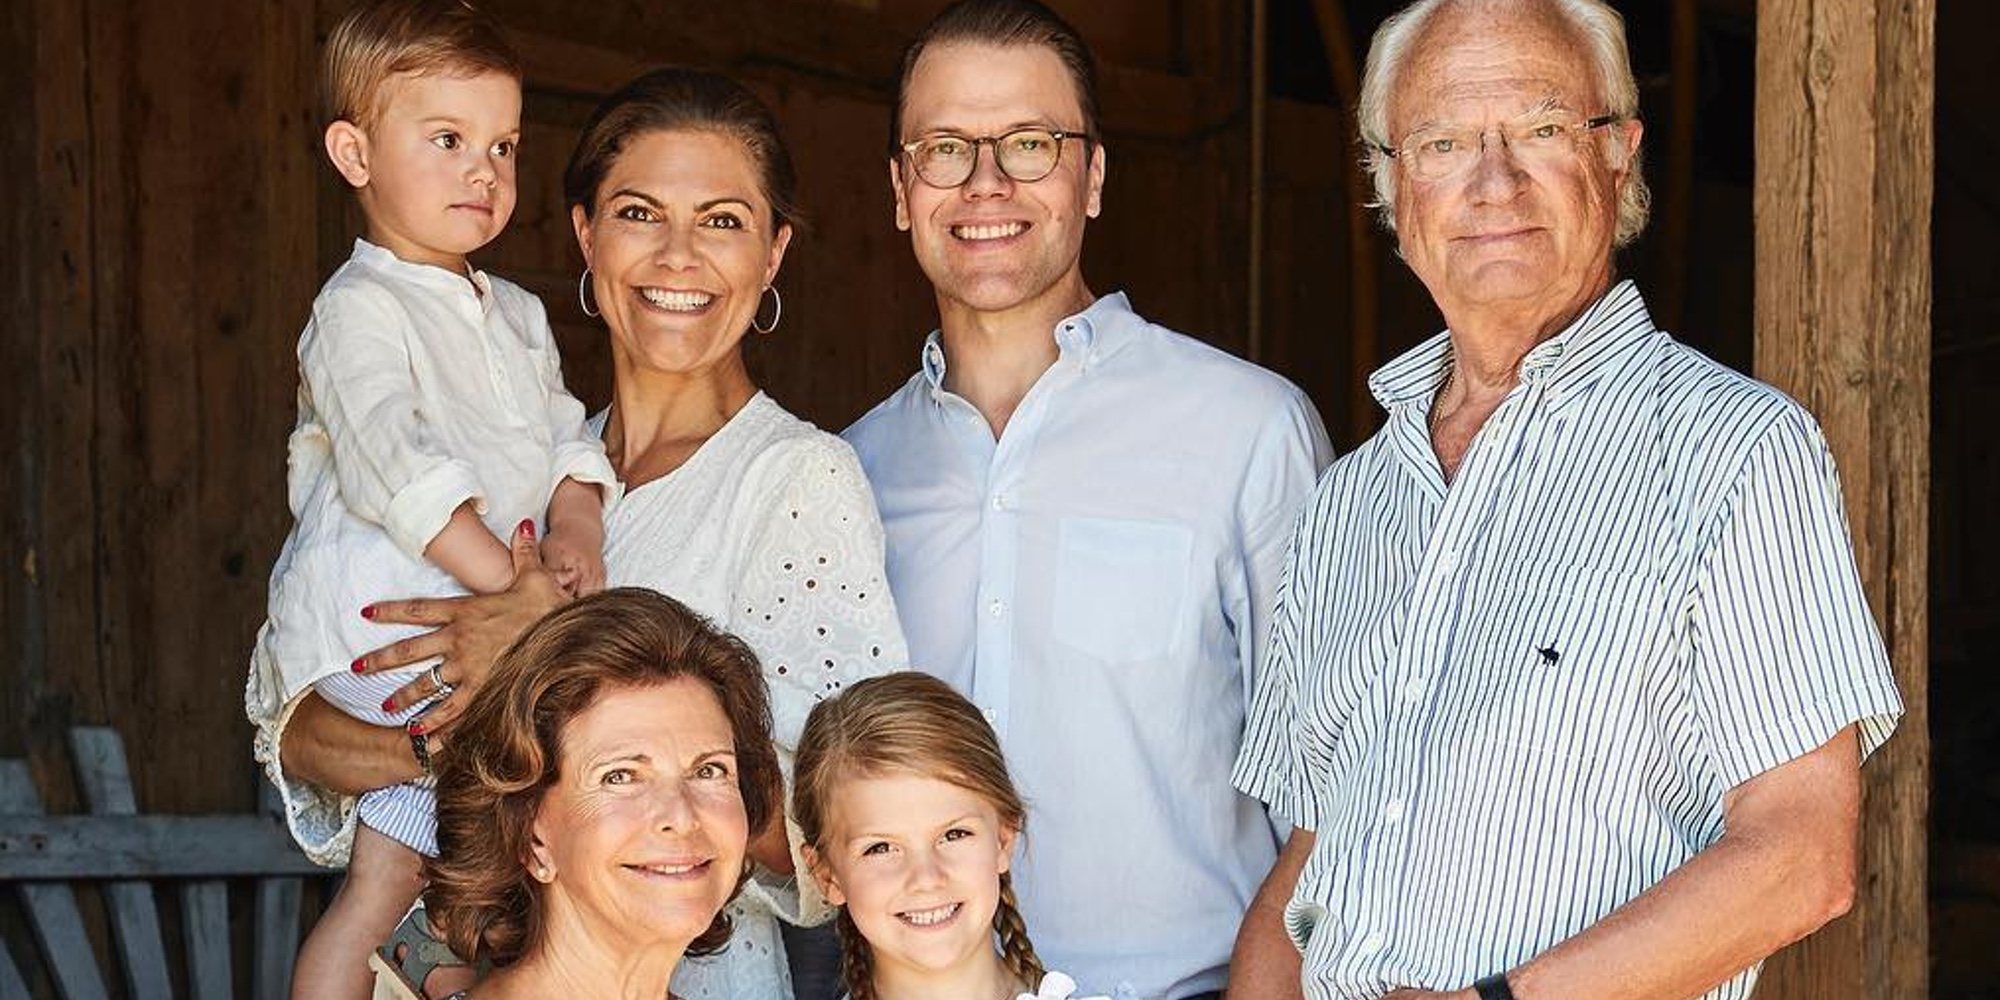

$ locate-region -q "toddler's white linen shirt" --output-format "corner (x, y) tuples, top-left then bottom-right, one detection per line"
(247, 238), (617, 862)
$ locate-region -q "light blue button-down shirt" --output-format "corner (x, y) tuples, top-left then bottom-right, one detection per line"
(844, 293), (1334, 999)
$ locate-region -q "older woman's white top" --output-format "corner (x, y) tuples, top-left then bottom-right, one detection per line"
(252, 391), (908, 999)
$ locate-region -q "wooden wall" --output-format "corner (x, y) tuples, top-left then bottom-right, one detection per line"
(3, 0), (322, 822)
(0, 0), (1953, 996)
(0, 0), (1284, 824)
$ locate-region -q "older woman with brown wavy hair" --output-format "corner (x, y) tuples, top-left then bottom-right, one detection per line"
(372, 587), (780, 998)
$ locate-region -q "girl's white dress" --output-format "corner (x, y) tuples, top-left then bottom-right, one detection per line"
(836, 970), (1109, 1000)
(251, 391), (908, 1000)
(1019, 972), (1112, 1000)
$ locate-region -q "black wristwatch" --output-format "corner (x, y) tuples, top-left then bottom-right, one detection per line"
(1473, 973), (1517, 1000)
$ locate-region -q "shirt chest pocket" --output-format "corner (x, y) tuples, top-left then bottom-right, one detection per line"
(492, 344), (556, 435)
(1052, 516), (1194, 664)
(1460, 565), (1668, 762)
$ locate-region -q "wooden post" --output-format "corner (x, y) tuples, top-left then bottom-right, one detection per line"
(1248, 0), (1268, 362)
(1307, 0), (1382, 442)
(1657, 0), (1698, 335)
(1752, 1), (1932, 997)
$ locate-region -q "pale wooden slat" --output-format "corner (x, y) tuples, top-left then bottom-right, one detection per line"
(0, 815), (327, 879)
(0, 941), (31, 1000)
(253, 778), (301, 1000)
(67, 728), (173, 999)
(252, 876), (301, 1000)
(181, 880), (232, 1000)
(0, 760), (109, 1000)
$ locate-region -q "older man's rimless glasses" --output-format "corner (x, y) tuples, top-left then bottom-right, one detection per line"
(899, 127), (1092, 189)
(1378, 111), (1624, 183)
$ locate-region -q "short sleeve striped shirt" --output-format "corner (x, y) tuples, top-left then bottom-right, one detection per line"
(1231, 282), (1903, 1000)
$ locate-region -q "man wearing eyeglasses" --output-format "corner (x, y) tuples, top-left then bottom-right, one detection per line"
(1229, 2), (1902, 1000)
(841, 1), (1333, 998)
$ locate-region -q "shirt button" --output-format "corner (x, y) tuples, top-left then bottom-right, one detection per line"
(1357, 932), (1385, 957)
(988, 599), (1006, 618)
(1382, 797), (1405, 824)
(982, 707), (998, 724)
(1401, 677), (1427, 702)
(1436, 550), (1459, 575)
(990, 493), (1010, 511)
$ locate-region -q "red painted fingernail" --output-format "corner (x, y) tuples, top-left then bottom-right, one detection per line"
(351, 657), (367, 673)
(381, 697), (396, 712)
(360, 604), (376, 620)
(518, 519), (536, 539)
(408, 723), (426, 736)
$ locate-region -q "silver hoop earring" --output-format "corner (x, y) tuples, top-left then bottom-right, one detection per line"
(577, 267), (600, 318)
(751, 285), (782, 334)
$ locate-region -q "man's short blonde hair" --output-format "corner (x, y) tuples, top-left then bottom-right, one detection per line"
(320, 0), (521, 130)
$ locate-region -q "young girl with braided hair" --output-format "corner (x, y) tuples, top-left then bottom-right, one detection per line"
(794, 672), (1107, 1000)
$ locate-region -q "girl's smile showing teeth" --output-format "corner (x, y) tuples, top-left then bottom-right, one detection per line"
(896, 901), (962, 927)
(637, 287), (717, 312)
(949, 221), (1028, 241)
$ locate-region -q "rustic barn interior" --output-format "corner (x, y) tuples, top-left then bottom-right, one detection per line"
(0, 0), (1983, 995)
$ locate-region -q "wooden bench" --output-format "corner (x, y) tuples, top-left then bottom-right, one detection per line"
(0, 727), (334, 999)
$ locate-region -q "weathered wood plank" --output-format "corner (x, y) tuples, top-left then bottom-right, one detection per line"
(0, 944), (28, 1000)
(0, 760), (108, 1000)
(253, 875), (302, 1000)
(1860, 1), (1934, 995)
(68, 728), (173, 999)
(182, 880), (233, 1000)
(1752, 0), (1933, 996)
(0, 0), (42, 777)
(0, 815), (328, 879)
(1306, 0), (1383, 443)
(254, 778), (303, 1000)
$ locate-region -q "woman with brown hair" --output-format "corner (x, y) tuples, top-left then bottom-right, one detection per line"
(374, 587), (779, 998)
(254, 67), (906, 999)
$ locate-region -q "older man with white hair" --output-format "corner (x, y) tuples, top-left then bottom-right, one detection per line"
(1227, 2), (1903, 999)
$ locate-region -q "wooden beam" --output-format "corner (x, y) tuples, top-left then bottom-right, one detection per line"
(1751, 0), (1932, 996)
(1306, 0), (1382, 442)
(1658, 0), (1698, 334)
(67, 729), (172, 1000)
(253, 778), (305, 1000)
(0, 815), (330, 879)
(1248, 0), (1267, 361)
(0, 762), (108, 1000)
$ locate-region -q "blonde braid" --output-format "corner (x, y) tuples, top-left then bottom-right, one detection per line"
(993, 871), (1047, 989)
(835, 906), (878, 1000)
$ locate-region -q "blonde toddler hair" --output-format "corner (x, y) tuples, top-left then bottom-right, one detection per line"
(320, 0), (521, 130)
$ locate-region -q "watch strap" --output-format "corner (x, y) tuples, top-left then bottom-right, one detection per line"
(1473, 973), (1517, 1000)
(408, 722), (434, 776)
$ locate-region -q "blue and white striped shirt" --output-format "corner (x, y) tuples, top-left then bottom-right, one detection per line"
(1231, 282), (1902, 1000)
